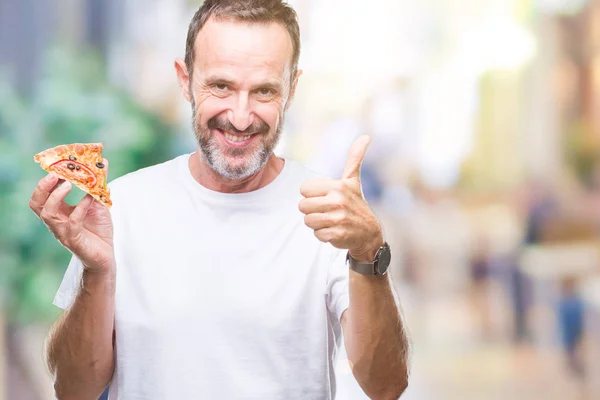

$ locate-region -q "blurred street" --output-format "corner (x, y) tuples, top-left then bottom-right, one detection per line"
(336, 283), (592, 400)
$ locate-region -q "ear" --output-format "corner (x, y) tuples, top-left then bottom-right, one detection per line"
(174, 58), (191, 103)
(285, 69), (303, 111)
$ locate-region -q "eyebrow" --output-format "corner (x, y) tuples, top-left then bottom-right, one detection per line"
(204, 75), (283, 92)
(204, 75), (236, 86)
(255, 80), (283, 92)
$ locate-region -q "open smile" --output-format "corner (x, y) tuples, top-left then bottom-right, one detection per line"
(216, 129), (257, 148)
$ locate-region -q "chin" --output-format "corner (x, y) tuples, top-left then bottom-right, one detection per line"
(199, 134), (271, 181)
(214, 158), (263, 181)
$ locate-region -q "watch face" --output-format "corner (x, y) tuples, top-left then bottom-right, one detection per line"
(375, 245), (391, 275)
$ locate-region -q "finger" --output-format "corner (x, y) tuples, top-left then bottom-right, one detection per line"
(300, 178), (336, 198)
(298, 196), (336, 215)
(29, 173), (60, 215)
(41, 181), (73, 221)
(304, 213), (335, 230)
(342, 135), (371, 180)
(314, 227), (337, 244)
(66, 195), (94, 236)
(60, 202), (77, 217)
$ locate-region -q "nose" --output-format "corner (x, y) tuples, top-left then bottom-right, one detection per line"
(227, 92), (254, 132)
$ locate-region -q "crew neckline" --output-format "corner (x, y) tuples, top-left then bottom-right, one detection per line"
(177, 152), (293, 204)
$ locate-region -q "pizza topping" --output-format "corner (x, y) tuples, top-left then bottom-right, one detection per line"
(34, 142), (112, 208)
(49, 160), (98, 188)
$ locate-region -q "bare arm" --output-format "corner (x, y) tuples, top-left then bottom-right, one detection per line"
(46, 269), (116, 400)
(29, 171), (116, 399)
(342, 270), (409, 400)
(299, 136), (410, 398)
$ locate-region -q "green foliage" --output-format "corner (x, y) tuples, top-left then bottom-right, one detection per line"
(0, 46), (177, 324)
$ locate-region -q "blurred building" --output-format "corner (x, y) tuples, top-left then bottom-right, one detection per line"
(0, 0), (121, 94)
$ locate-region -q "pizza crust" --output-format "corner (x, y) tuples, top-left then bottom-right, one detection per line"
(34, 143), (112, 207)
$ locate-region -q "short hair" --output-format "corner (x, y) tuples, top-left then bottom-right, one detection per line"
(185, 0), (301, 80)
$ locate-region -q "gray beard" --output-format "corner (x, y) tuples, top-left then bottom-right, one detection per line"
(191, 99), (283, 181)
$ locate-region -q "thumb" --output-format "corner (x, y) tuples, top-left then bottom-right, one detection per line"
(342, 135), (371, 180)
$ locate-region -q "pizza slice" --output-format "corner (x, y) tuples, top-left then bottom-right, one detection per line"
(34, 143), (112, 207)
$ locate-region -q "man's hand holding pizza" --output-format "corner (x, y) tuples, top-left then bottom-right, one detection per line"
(29, 144), (115, 275)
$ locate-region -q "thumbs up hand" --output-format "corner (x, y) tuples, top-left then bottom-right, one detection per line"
(299, 135), (384, 262)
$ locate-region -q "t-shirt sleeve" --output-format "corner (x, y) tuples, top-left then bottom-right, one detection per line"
(53, 255), (84, 310)
(326, 247), (350, 322)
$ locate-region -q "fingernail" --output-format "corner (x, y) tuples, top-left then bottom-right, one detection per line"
(62, 182), (72, 190)
(46, 173), (58, 182)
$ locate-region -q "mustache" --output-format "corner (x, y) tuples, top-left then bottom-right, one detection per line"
(206, 116), (270, 135)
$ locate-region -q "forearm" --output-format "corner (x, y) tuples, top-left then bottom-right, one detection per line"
(46, 269), (116, 400)
(344, 271), (409, 400)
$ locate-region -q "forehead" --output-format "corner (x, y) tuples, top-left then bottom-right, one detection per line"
(194, 17), (294, 81)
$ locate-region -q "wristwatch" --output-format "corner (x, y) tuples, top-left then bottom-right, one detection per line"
(346, 242), (391, 276)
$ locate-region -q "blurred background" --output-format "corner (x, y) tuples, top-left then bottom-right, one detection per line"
(2, 0), (600, 399)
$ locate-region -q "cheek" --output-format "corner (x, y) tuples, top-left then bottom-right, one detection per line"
(194, 96), (229, 122)
(255, 102), (284, 128)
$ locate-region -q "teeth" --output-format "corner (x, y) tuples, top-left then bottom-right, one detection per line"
(224, 133), (251, 142)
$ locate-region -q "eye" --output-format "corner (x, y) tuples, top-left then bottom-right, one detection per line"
(209, 83), (231, 97)
(255, 87), (276, 100)
(211, 83), (229, 92)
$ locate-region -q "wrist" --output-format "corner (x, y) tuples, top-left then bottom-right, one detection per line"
(349, 234), (385, 263)
(82, 258), (116, 277)
(81, 264), (116, 293)
(82, 268), (115, 281)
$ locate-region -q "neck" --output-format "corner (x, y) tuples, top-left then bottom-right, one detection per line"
(188, 149), (285, 193)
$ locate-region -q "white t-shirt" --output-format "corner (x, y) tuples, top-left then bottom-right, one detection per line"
(53, 154), (350, 400)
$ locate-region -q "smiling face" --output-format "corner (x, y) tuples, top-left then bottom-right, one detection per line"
(177, 17), (299, 181)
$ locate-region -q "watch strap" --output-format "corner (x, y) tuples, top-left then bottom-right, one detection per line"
(346, 252), (377, 275)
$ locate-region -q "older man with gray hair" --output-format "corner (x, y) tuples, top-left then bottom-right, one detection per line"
(30, 1), (410, 399)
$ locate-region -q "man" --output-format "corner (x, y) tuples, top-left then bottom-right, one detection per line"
(29, 1), (409, 399)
